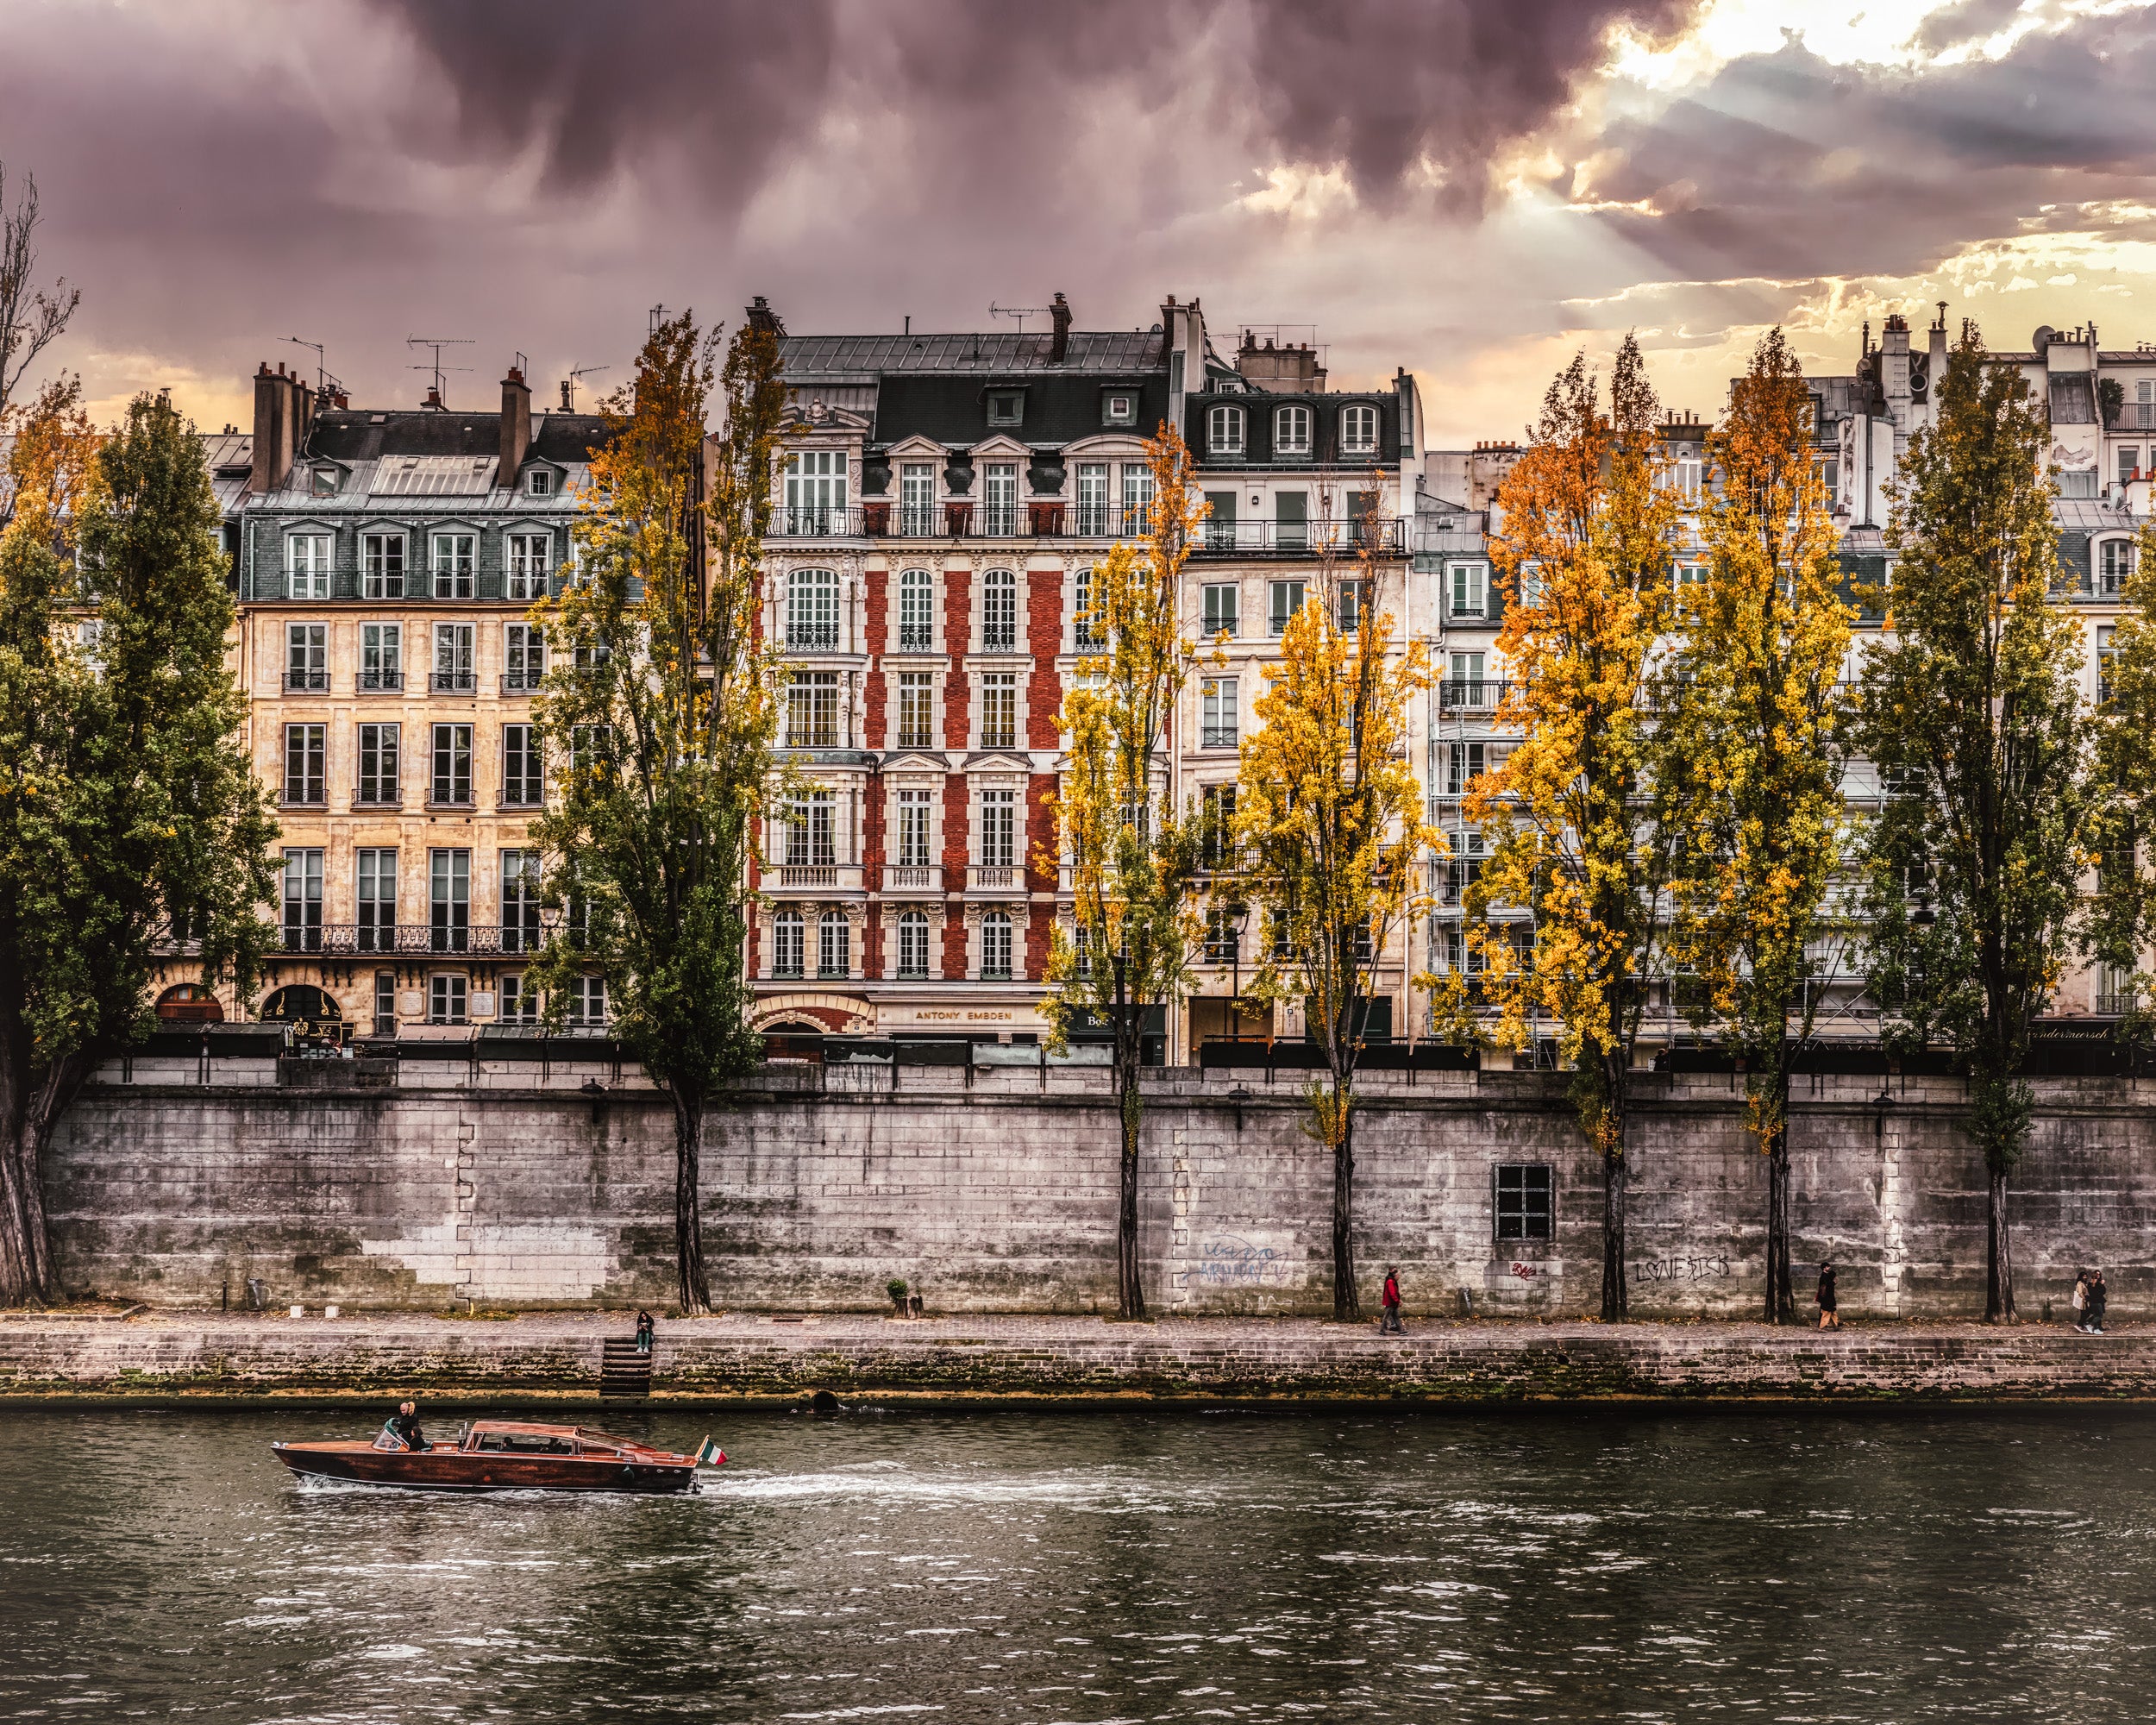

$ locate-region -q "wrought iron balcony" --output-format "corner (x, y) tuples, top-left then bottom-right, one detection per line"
(501, 668), (544, 693)
(357, 668), (404, 693)
(285, 668), (329, 693)
(273, 921), (545, 957)
(431, 669), (477, 693)
(1196, 519), (1407, 557)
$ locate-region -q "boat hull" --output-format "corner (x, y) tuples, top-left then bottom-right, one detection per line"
(273, 1441), (697, 1495)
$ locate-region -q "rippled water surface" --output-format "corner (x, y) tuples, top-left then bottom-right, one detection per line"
(3, 1403), (2155, 1721)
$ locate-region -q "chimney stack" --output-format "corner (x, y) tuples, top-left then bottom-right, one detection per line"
(1050, 292), (1072, 365)
(498, 364), (532, 489)
(250, 360), (298, 494)
(746, 294), (785, 338)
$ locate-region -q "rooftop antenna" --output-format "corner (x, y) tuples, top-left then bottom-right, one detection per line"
(285, 336), (330, 393)
(404, 335), (474, 406)
(989, 301), (1048, 336)
(562, 364), (611, 411)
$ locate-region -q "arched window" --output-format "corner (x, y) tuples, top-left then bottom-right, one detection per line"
(772, 909), (805, 978)
(981, 911), (1013, 980)
(1275, 405), (1312, 456)
(898, 568), (936, 651)
(1208, 405), (1245, 456)
(787, 568), (838, 651)
(818, 912), (851, 979)
(1339, 403), (1378, 456)
(981, 568), (1017, 651)
(897, 911), (932, 980)
(1074, 566), (1101, 649)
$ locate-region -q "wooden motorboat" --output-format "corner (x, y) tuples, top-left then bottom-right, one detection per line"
(272, 1420), (723, 1494)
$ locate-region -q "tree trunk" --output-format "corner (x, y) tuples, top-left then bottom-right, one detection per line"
(1114, 1035), (1145, 1320)
(1332, 1089), (1359, 1321)
(1763, 1121), (1795, 1325)
(1985, 1163), (2015, 1323)
(673, 1088), (711, 1316)
(1600, 1147), (1627, 1322)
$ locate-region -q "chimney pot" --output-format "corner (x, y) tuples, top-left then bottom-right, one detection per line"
(498, 366), (534, 487)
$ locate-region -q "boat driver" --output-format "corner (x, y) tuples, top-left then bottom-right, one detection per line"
(387, 1400), (428, 1452)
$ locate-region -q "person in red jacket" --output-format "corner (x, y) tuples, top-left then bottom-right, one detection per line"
(1379, 1267), (1404, 1334)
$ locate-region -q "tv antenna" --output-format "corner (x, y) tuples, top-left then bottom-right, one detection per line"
(285, 336), (346, 399)
(404, 335), (474, 406)
(990, 302), (1049, 335)
(561, 364), (611, 411)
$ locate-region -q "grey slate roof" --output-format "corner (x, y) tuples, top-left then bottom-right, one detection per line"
(780, 330), (1163, 381)
(302, 408), (611, 466)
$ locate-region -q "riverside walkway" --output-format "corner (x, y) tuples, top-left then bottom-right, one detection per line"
(2, 1309), (2150, 1403)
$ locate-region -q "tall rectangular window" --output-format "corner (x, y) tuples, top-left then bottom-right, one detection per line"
(505, 533), (549, 600)
(503, 724), (543, 806)
(430, 723), (473, 806)
(980, 673), (1018, 749)
(982, 463), (1018, 536)
(1450, 562), (1488, 619)
(899, 463), (937, 536)
(818, 913), (850, 979)
(1202, 583), (1239, 639)
(360, 622), (402, 691)
(1206, 490), (1238, 551)
(1075, 463), (1110, 535)
(787, 568), (839, 650)
(429, 848), (471, 953)
(430, 532), (476, 599)
(1275, 405), (1312, 455)
(286, 534), (331, 599)
(787, 671), (841, 749)
(981, 568), (1017, 651)
(1275, 489), (1307, 550)
(980, 912), (1013, 979)
(1201, 677), (1238, 750)
(897, 568), (935, 651)
(428, 973), (468, 1025)
(433, 623), (475, 693)
(373, 969), (397, 1037)
(285, 623), (328, 692)
(1340, 403), (1378, 455)
(504, 623), (543, 693)
(980, 789), (1016, 868)
(362, 532), (404, 599)
(897, 913), (931, 980)
(567, 974), (607, 1026)
(356, 848), (397, 951)
(1495, 1164), (1554, 1241)
(897, 789), (933, 869)
(499, 972), (538, 1025)
(1445, 742), (1486, 797)
(897, 672), (935, 750)
(1269, 579), (1307, 637)
(356, 722), (400, 806)
(784, 450), (847, 534)
(2121, 446), (2141, 486)
(1074, 566), (1101, 649)
(1201, 783), (1238, 869)
(283, 723), (325, 805)
(1122, 464), (1155, 532)
(501, 848), (542, 953)
(1337, 579), (1364, 633)
(282, 848), (323, 950)
(785, 791), (837, 867)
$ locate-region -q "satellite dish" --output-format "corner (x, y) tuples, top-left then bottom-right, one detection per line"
(2033, 325), (2057, 356)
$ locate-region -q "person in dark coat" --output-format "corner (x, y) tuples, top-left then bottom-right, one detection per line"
(2086, 1269), (2108, 1335)
(1378, 1267), (1405, 1334)
(387, 1400), (428, 1451)
(1816, 1262), (1839, 1330)
(635, 1309), (655, 1355)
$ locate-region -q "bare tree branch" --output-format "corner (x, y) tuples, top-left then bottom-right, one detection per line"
(0, 163), (80, 425)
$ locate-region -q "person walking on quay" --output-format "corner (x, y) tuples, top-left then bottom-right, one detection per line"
(2071, 1270), (2090, 1331)
(1816, 1261), (1839, 1330)
(2086, 1269), (2108, 1335)
(1378, 1267), (1405, 1334)
(636, 1309), (656, 1355)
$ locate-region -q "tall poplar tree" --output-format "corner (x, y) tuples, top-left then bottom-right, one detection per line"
(1465, 336), (1680, 1323)
(1658, 329), (1854, 1324)
(1041, 427), (1211, 1320)
(528, 306), (791, 1315)
(2087, 517), (2156, 1023)
(1232, 520), (1435, 1321)
(1857, 323), (2094, 1323)
(0, 387), (277, 1303)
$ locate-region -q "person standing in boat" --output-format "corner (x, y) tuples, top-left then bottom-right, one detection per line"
(385, 1401), (429, 1452)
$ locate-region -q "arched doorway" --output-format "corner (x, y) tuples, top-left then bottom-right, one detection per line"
(155, 983), (224, 1023)
(259, 984), (343, 1041)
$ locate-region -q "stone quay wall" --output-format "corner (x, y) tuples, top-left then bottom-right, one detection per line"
(41, 1051), (2156, 1322)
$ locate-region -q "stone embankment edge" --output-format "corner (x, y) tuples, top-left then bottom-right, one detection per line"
(3, 1318), (2153, 1406)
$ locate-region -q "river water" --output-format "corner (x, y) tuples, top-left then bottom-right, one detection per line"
(3, 1404), (2153, 1722)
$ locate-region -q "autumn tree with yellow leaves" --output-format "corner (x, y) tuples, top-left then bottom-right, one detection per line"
(1232, 515), (1435, 1322)
(1856, 323), (2096, 1323)
(1657, 329), (1855, 1325)
(1041, 427), (1212, 1320)
(1462, 335), (1679, 1323)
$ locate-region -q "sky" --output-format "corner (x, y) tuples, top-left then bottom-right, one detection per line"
(3, 0), (2154, 445)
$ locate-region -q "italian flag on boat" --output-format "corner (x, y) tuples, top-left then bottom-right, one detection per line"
(693, 1437), (727, 1467)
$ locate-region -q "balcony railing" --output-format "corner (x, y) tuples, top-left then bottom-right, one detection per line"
(969, 865), (1018, 890)
(274, 922), (544, 957)
(2097, 992), (2140, 1016)
(1439, 679), (1510, 711)
(353, 788), (402, 808)
(981, 623), (1018, 652)
(884, 864), (937, 889)
(431, 669), (477, 693)
(787, 624), (840, 652)
(774, 863), (864, 890)
(285, 668), (329, 693)
(1196, 519), (1408, 557)
(358, 668), (403, 693)
(2109, 403), (2156, 430)
(895, 624), (935, 652)
(501, 668), (544, 693)
(774, 503), (1179, 543)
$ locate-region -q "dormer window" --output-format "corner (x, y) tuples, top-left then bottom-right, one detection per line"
(987, 390), (1025, 428)
(1340, 403), (1378, 456)
(310, 466), (340, 498)
(526, 468), (555, 499)
(1275, 405), (1312, 457)
(1102, 391), (1136, 427)
(1208, 404), (1245, 456)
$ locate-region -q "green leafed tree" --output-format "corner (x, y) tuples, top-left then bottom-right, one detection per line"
(1040, 426), (1213, 1320)
(526, 306), (791, 1316)
(0, 386), (278, 1303)
(2087, 517), (2156, 1025)
(1856, 322), (2096, 1323)
(1656, 329), (1855, 1324)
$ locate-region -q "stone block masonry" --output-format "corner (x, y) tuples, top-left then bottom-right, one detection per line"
(38, 1058), (2156, 1320)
